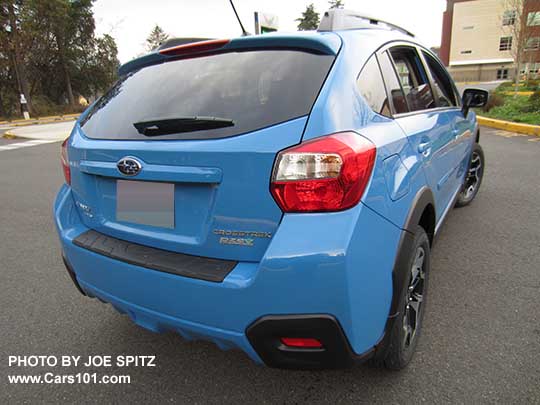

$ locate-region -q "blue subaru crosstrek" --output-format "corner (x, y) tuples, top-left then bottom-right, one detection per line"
(54, 10), (487, 369)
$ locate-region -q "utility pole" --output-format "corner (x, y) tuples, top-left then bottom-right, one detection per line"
(7, 2), (32, 117)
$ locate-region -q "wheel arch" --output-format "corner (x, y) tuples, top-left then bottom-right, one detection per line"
(402, 186), (436, 244)
(372, 187), (435, 361)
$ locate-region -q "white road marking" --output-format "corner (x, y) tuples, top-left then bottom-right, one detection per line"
(0, 139), (58, 151)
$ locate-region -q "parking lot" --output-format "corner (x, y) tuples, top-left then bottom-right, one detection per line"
(1, 127), (539, 403)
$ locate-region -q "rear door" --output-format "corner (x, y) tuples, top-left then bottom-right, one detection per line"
(378, 45), (457, 220)
(421, 50), (474, 184)
(68, 46), (336, 262)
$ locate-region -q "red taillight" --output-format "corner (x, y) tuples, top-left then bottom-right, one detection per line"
(158, 39), (230, 56)
(270, 132), (376, 212)
(61, 138), (71, 185)
(280, 337), (323, 348)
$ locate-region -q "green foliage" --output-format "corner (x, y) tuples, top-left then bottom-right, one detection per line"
(524, 90), (540, 113)
(0, 0), (120, 119)
(145, 24), (169, 52)
(328, 0), (345, 9)
(482, 93), (505, 112)
(480, 93), (540, 125)
(495, 80), (540, 93)
(296, 4), (320, 31)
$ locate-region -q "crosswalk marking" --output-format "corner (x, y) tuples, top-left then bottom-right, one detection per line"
(0, 139), (58, 151)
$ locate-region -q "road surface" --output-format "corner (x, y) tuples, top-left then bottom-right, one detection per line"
(0, 127), (539, 404)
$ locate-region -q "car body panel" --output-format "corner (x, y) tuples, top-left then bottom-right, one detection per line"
(55, 184), (401, 358)
(68, 117), (308, 262)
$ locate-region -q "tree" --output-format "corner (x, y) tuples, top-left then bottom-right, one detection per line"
(0, 0), (119, 118)
(146, 24), (169, 52)
(25, 0), (97, 107)
(501, 0), (536, 90)
(296, 4), (320, 31)
(328, 0), (345, 9)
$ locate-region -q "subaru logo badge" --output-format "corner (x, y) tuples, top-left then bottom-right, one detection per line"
(117, 157), (142, 176)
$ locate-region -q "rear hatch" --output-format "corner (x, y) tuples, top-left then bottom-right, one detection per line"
(68, 35), (339, 262)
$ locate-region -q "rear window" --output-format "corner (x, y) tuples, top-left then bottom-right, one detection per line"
(80, 50), (335, 140)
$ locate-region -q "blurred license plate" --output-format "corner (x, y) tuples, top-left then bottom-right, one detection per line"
(116, 180), (174, 229)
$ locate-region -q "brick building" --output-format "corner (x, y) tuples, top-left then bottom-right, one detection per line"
(440, 0), (540, 82)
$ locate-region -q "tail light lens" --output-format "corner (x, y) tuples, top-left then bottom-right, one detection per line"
(159, 39), (230, 56)
(270, 132), (376, 212)
(61, 138), (71, 185)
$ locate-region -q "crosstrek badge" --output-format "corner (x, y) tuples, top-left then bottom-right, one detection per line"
(213, 229), (272, 247)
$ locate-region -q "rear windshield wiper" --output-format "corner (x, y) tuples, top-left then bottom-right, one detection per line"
(133, 116), (234, 136)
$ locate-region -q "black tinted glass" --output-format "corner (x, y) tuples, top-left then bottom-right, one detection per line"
(357, 55), (391, 117)
(81, 50), (334, 140)
(389, 47), (436, 112)
(422, 51), (457, 107)
(378, 52), (409, 114)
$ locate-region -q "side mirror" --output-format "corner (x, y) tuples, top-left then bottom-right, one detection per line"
(462, 88), (489, 117)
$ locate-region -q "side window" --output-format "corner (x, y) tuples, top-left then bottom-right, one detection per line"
(422, 51), (458, 107)
(378, 51), (409, 114)
(389, 47), (436, 112)
(357, 55), (392, 117)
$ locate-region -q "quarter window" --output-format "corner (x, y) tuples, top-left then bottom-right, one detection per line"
(357, 55), (391, 117)
(389, 47), (436, 112)
(499, 36), (513, 51)
(422, 51), (457, 107)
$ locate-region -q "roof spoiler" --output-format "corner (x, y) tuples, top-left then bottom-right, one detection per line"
(118, 34), (341, 77)
(318, 9), (415, 38)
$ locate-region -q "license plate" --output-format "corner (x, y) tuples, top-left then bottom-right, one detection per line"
(116, 180), (175, 229)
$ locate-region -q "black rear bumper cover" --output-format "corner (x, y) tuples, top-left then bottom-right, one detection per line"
(62, 254), (86, 296)
(246, 314), (374, 369)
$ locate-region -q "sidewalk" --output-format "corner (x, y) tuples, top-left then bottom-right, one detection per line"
(3, 121), (75, 141)
(0, 113), (79, 128)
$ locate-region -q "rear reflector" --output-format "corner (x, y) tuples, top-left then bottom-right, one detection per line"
(280, 337), (324, 348)
(270, 132), (376, 212)
(159, 39), (230, 56)
(61, 138), (71, 185)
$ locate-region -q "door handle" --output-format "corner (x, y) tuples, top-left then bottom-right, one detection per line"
(418, 141), (431, 157)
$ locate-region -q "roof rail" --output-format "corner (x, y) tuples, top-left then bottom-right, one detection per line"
(317, 9), (415, 38)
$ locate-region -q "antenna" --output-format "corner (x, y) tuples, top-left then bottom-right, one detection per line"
(228, 0), (250, 36)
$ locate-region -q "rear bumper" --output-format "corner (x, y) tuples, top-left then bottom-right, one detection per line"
(55, 184), (402, 368)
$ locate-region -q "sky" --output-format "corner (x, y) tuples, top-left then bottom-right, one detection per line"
(93, 0), (447, 64)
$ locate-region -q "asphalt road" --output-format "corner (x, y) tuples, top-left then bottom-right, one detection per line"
(1, 127), (539, 404)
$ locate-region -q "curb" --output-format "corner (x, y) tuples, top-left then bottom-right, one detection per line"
(478, 116), (540, 136)
(2, 131), (19, 139)
(501, 91), (534, 96)
(0, 113), (79, 126)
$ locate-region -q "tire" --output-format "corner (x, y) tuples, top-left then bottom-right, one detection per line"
(455, 143), (485, 207)
(373, 225), (431, 370)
